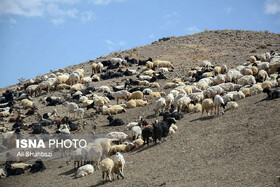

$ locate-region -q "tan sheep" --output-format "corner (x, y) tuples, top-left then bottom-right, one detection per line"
(201, 98), (214, 117)
(21, 99), (33, 109)
(214, 66), (222, 75)
(126, 100), (136, 108)
(128, 91), (143, 100)
(100, 158), (114, 182)
(153, 60), (174, 69)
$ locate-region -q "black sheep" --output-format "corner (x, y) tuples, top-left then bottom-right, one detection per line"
(46, 97), (63, 106)
(68, 121), (79, 131)
(0, 101), (13, 108)
(12, 120), (23, 130)
(152, 122), (163, 144)
(86, 101), (96, 110)
(107, 115), (125, 126)
(40, 120), (52, 126)
(142, 127), (153, 145)
(30, 160), (46, 173)
(263, 87), (280, 99)
(5, 163), (24, 176)
(160, 112), (184, 121)
(138, 57), (153, 66)
(30, 123), (48, 134)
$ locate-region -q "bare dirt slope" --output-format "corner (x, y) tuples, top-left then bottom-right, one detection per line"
(1, 30), (280, 187)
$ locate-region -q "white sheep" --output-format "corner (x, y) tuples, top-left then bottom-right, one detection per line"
(200, 60), (212, 69)
(224, 101), (238, 112)
(97, 86), (111, 93)
(166, 93), (174, 110)
(131, 126), (142, 140)
(225, 69), (242, 83)
(0, 168), (7, 178)
(257, 62), (270, 71)
(237, 75), (256, 86)
(218, 83), (241, 92)
(204, 85), (224, 98)
(25, 85), (39, 96)
(201, 98), (214, 117)
(189, 92), (204, 104)
(250, 84), (263, 95)
(154, 97), (166, 115)
(213, 94), (224, 115)
(76, 164), (94, 178)
(232, 91), (245, 101)
(93, 138), (111, 159)
(74, 108), (84, 119)
(65, 102), (79, 118)
(175, 95), (191, 112)
(87, 145), (102, 170)
(111, 90), (130, 104)
(126, 122), (139, 130)
(106, 132), (128, 144)
(112, 152), (125, 180)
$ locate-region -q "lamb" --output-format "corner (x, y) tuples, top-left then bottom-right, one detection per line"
(21, 99), (33, 109)
(131, 126), (142, 140)
(154, 97), (166, 115)
(201, 98), (214, 117)
(213, 95), (225, 115)
(100, 158), (114, 183)
(76, 164), (94, 178)
(112, 152), (125, 180)
(107, 115), (125, 126)
(153, 60), (174, 69)
(106, 132), (128, 144)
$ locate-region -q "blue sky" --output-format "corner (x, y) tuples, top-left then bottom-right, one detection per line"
(0, 0), (280, 88)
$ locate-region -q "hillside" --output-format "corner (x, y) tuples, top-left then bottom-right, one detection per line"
(0, 30), (280, 187)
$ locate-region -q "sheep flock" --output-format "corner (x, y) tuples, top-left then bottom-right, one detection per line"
(0, 32), (280, 186)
